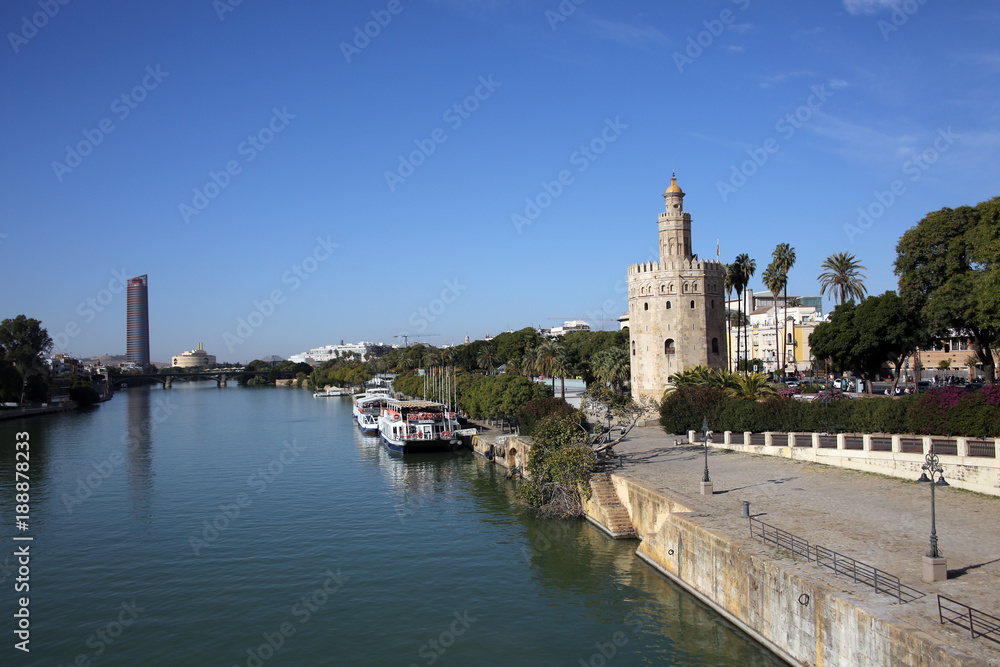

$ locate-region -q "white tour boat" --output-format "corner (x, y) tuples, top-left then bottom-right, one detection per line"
(377, 399), (461, 454)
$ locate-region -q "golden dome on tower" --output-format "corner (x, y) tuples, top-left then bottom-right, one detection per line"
(664, 173), (684, 195)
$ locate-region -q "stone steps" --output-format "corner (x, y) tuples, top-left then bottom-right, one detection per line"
(589, 473), (636, 539)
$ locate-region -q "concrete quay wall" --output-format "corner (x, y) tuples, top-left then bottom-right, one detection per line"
(688, 432), (1000, 497)
(599, 474), (977, 667)
(469, 433), (532, 476)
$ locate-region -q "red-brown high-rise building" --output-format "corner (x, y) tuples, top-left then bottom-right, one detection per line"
(126, 275), (150, 366)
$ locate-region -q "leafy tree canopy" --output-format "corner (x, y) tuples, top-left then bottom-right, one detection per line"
(894, 199), (998, 381)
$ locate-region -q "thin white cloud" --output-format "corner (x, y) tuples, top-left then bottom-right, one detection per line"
(842, 0), (898, 15)
(806, 111), (920, 162)
(759, 71), (812, 89)
(581, 16), (670, 48)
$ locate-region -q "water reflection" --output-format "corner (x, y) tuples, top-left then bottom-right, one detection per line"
(122, 389), (156, 520)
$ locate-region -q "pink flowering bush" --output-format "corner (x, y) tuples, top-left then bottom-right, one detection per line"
(906, 386), (1000, 437)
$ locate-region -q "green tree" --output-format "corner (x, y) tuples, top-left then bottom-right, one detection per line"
(536, 340), (563, 393)
(809, 292), (923, 393)
(476, 345), (497, 374)
(591, 347), (629, 395)
(723, 263), (735, 372)
(521, 346), (540, 380)
(762, 262), (786, 376)
(729, 254), (756, 374)
(772, 243), (796, 372)
(895, 201), (998, 383)
(493, 328), (541, 366)
(725, 372), (776, 400)
(551, 353), (573, 401)
(0, 315), (53, 403)
(461, 374), (550, 418)
(819, 252), (867, 305)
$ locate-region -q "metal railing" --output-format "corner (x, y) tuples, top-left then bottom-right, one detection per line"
(938, 595), (1000, 644)
(871, 436), (893, 451)
(967, 439), (996, 458)
(748, 517), (811, 559)
(748, 517), (923, 604)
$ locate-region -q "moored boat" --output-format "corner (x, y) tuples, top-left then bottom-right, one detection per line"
(313, 386), (350, 397)
(377, 399), (461, 454)
(352, 386), (391, 421)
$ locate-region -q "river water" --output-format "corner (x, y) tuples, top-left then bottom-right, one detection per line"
(0, 384), (782, 666)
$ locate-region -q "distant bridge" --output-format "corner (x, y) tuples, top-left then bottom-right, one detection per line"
(114, 369), (295, 389)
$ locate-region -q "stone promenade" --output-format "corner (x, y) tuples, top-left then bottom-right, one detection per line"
(615, 425), (1000, 666)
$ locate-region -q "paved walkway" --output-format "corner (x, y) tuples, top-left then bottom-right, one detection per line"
(615, 425), (1000, 665)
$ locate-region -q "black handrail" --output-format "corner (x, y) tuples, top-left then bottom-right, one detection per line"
(938, 595), (1000, 644)
(748, 517), (924, 604)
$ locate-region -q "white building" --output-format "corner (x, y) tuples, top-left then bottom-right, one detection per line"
(172, 343), (217, 368)
(546, 320), (591, 337)
(288, 341), (391, 365)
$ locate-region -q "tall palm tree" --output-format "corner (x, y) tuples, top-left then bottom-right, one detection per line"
(723, 263), (734, 372)
(536, 340), (562, 393)
(762, 262), (786, 376)
(551, 353), (573, 400)
(772, 243), (796, 373)
(726, 263), (741, 372)
(476, 345), (497, 374)
(731, 254), (757, 373)
(521, 347), (540, 380)
(819, 252), (868, 305)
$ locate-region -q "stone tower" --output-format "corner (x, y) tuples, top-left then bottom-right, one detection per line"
(627, 175), (728, 399)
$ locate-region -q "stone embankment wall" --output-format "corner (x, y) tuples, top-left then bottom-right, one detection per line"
(469, 433), (532, 477)
(469, 430), (980, 665)
(604, 474), (974, 667)
(688, 431), (1000, 497)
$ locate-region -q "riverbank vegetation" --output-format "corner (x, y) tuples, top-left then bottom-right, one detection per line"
(515, 410), (596, 519)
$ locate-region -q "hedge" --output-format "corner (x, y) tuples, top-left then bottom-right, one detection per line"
(661, 386), (1000, 438)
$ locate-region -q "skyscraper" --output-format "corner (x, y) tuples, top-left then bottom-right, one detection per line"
(126, 274), (150, 366)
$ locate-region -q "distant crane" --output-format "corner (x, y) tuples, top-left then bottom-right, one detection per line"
(394, 333), (440, 347)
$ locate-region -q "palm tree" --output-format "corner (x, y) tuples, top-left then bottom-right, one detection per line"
(762, 262), (786, 376)
(725, 372), (777, 400)
(772, 243), (796, 374)
(476, 345), (497, 374)
(819, 252), (867, 305)
(723, 263), (734, 372)
(521, 347), (540, 380)
(593, 347), (630, 395)
(551, 353), (573, 401)
(536, 340), (562, 393)
(730, 254), (757, 373)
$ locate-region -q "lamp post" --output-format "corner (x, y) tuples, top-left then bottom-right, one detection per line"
(917, 445), (949, 581)
(604, 408), (613, 444)
(700, 415), (713, 495)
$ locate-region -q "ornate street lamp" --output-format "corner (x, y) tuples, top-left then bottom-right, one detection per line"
(604, 408), (613, 444)
(700, 415), (713, 495)
(917, 445), (949, 581)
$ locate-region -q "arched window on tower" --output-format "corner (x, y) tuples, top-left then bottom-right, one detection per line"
(666, 301), (672, 309)
(644, 302), (649, 311)
(690, 300), (695, 309)
(712, 337), (719, 354)
(632, 341), (636, 356)
(664, 339), (675, 355)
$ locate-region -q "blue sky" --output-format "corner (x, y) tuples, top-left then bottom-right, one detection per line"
(2, 0), (997, 362)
